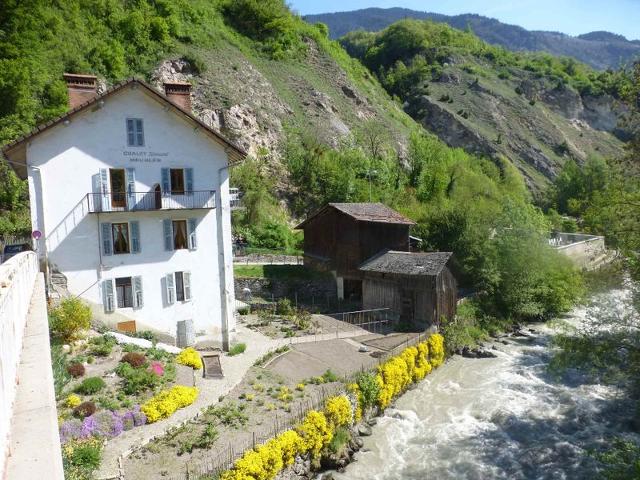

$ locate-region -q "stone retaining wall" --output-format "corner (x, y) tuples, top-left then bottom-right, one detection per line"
(234, 277), (336, 301)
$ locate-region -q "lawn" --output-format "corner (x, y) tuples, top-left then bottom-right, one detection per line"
(233, 264), (331, 280)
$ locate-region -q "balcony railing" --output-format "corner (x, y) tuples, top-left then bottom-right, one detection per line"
(229, 187), (243, 210)
(86, 190), (216, 213)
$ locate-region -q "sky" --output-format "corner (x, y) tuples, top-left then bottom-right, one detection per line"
(290, 0), (640, 40)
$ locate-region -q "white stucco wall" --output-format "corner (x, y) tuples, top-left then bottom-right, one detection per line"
(24, 86), (235, 340)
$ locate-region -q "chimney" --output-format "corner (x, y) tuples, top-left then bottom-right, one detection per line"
(163, 82), (192, 112)
(63, 73), (98, 109)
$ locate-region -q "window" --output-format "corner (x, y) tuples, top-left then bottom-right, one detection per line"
(163, 218), (197, 251)
(175, 272), (185, 302)
(116, 277), (133, 308)
(172, 220), (188, 250)
(112, 223), (130, 254)
(102, 221), (140, 256)
(161, 168), (193, 195)
(170, 169), (185, 194)
(166, 271), (191, 304)
(126, 118), (144, 146)
(110, 169), (126, 208)
(103, 277), (143, 313)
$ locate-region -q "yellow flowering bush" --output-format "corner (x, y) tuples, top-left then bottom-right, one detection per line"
(277, 386), (293, 403)
(295, 383), (305, 391)
(427, 334), (445, 367)
(66, 394), (82, 408)
(325, 396), (352, 427)
(141, 386), (199, 423)
(176, 347), (203, 370)
(376, 334), (446, 409)
(413, 341), (432, 381)
(221, 430), (305, 480)
(296, 410), (333, 459)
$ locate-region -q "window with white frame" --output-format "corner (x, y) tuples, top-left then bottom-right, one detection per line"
(163, 218), (197, 251)
(101, 221), (140, 256)
(102, 276), (143, 313)
(126, 118), (144, 146)
(164, 271), (191, 305)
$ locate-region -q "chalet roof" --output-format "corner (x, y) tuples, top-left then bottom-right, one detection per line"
(296, 203), (415, 229)
(1, 78), (247, 178)
(359, 250), (453, 276)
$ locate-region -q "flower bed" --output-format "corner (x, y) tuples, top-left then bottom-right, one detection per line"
(141, 386), (199, 423)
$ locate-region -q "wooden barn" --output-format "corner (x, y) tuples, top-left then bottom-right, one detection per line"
(359, 250), (457, 328)
(296, 203), (415, 299)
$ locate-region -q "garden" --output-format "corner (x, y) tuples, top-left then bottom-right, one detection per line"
(49, 298), (205, 480)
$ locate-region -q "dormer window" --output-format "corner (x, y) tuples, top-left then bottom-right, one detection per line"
(126, 118), (144, 146)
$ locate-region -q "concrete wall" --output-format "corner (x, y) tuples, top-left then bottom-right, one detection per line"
(0, 252), (61, 477)
(552, 233), (607, 269)
(25, 87), (235, 341)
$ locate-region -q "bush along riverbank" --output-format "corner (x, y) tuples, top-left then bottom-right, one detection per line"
(216, 334), (445, 480)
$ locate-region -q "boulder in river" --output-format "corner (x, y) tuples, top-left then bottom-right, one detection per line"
(358, 424), (373, 436)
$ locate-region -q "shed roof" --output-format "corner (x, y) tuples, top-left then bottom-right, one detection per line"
(1, 78), (247, 178)
(296, 203), (415, 229)
(359, 250), (453, 276)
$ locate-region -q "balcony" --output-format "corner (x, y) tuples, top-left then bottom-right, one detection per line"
(86, 190), (215, 213)
(230, 187), (244, 211)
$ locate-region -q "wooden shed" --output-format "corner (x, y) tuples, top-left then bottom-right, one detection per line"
(296, 203), (415, 299)
(359, 250), (457, 328)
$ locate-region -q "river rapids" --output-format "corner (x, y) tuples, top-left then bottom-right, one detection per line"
(331, 290), (639, 480)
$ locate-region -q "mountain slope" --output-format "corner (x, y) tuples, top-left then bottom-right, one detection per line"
(340, 19), (627, 191)
(305, 7), (640, 70)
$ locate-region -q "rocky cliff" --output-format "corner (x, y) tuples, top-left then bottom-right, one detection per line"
(402, 61), (625, 188)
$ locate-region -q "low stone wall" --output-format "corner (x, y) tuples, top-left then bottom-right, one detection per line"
(553, 234), (607, 269)
(235, 277), (336, 301)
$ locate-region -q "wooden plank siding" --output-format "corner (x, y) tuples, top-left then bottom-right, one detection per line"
(362, 267), (457, 329)
(301, 209), (410, 280)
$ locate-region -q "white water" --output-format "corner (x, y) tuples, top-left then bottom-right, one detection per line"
(333, 290), (639, 480)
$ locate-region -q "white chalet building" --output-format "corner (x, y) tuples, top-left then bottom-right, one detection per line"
(2, 74), (246, 349)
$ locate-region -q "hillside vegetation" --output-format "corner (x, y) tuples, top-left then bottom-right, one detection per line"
(306, 7), (640, 71)
(0, 1), (600, 331)
(341, 20), (630, 191)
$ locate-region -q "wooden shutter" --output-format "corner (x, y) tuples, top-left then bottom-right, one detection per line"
(133, 276), (143, 309)
(99, 168), (110, 211)
(135, 119), (144, 146)
(126, 168), (136, 210)
(130, 221), (140, 253)
(126, 119), (135, 146)
(187, 218), (197, 250)
(102, 279), (114, 313)
(163, 219), (173, 251)
(161, 168), (170, 193)
(101, 222), (113, 256)
(183, 271), (192, 301)
(185, 168), (194, 195)
(165, 273), (176, 305)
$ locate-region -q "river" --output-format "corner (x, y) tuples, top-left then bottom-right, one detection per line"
(332, 289), (639, 480)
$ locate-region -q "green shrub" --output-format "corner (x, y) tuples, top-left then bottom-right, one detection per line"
(321, 369), (338, 383)
(329, 426), (351, 454)
(182, 53), (207, 75)
(237, 307), (250, 315)
(115, 362), (162, 395)
(63, 438), (102, 473)
(205, 402), (248, 428)
(49, 298), (91, 341)
(88, 334), (117, 357)
(76, 376), (106, 395)
(228, 343), (247, 356)
(356, 372), (381, 409)
(51, 346), (71, 398)
(276, 298), (295, 316)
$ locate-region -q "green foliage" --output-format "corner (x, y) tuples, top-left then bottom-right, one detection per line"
(219, 0), (302, 59)
(329, 426), (351, 454)
(205, 402), (249, 428)
(62, 438), (103, 479)
(49, 298), (92, 341)
(231, 156), (300, 252)
(178, 423), (219, 455)
(356, 372), (381, 410)
(592, 438), (640, 480)
(76, 376), (106, 395)
(87, 334), (117, 357)
(340, 19), (631, 102)
(52, 345), (71, 398)
(228, 343), (247, 356)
